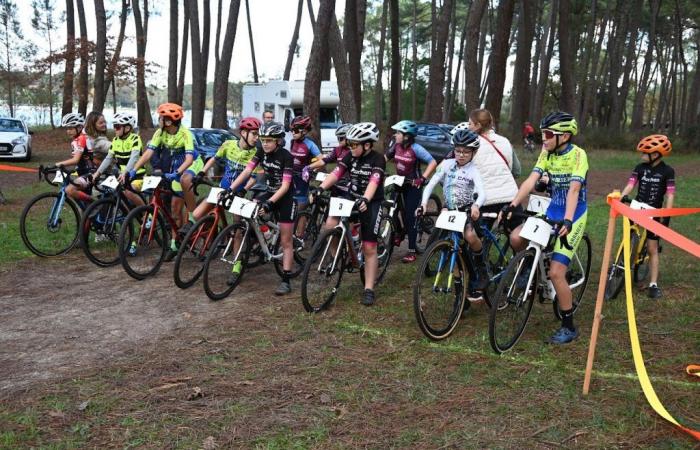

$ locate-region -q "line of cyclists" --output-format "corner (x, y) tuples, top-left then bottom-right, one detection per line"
(45, 103), (595, 345)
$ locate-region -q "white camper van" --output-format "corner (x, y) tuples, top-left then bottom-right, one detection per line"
(242, 80), (341, 153)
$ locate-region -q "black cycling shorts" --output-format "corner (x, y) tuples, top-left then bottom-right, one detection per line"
(358, 200), (383, 244)
(261, 192), (297, 224)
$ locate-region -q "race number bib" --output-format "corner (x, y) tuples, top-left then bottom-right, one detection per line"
(315, 172), (328, 182)
(206, 187), (225, 205)
(329, 197), (355, 217)
(100, 176), (119, 190)
(52, 171), (64, 185)
(435, 210), (468, 232)
(630, 199), (654, 210)
(228, 196), (257, 218)
(527, 194), (551, 214)
(519, 217), (553, 247)
(384, 175), (405, 188)
(141, 176), (162, 191)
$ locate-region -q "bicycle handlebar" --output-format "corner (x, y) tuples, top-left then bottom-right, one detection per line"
(38, 165), (81, 188)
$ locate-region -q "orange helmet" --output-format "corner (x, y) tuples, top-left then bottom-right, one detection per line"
(157, 103), (184, 121)
(637, 134), (671, 157)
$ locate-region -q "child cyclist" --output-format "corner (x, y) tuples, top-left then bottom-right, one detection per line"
(417, 129), (489, 299)
(190, 117), (262, 221)
(504, 111), (588, 345)
(55, 112), (95, 205)
(619, 134), (675, 299)
(303, 123), (353, 197)
(313, 122), (386, 307)
(226, 122), (297, 296)
(289, 115), (322, 207)
(385, 120), (437, 263)
(91, 112), (145, 207)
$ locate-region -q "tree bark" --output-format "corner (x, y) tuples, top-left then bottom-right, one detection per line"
(389, 0), (400, 125)
(330, 16), (358, 122)
(283, 0), (304, 81)
(532, 0), (557, 123)
(510, 0), (535, 134)
(441, 0), (458, 122)
(177, 4), (189, 104)
(575, 0), (596, 122)
(188, 0), (208, 127)
(104, 0), (128, 110)
(579, 3), (608, 130)
(463, 0), (487, 113)
(448, 17), (467, 120)
(304, 0), (335, 143)
(92, 0), (107, 112)
(484, 0), (515, 126)
(423, 0), (453, 122)
(683, 36), (700, 140)
(168, 0), (179, 102)
(61, 0), (75, 116)
(343, 0), (365, 117)
(411, 0), (417, 120)
(558, 0), (575, 113)
(211, 0), (241, 128)
(132, 0), (153, 129)
(374, 0), (388, 127)
(610, 0), (642, 130)
(75, 0), (88, 116)
(244, 0), (258, 83)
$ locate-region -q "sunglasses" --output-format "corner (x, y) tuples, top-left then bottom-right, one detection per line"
(292, 128), (305, 133)
(114, 124), (124, 130)
(348, 142), (363, 149)
(542, 129), (565, 140)
(454, 148), (475, 155)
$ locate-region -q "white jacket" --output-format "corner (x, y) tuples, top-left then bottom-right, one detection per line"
(473, 130), (518, 206)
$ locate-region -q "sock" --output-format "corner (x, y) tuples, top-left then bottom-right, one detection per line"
(560, 308), (575, 331)
(649, 282), (657, 288)
(282, 270), (291, 283)
(170, 239), (178, 251)
(188, 212), (195, 223)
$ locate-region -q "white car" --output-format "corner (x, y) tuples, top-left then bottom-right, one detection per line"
(0, 117), (33, 161)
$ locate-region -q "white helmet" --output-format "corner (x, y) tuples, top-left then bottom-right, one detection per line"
(346, 122), (379, 143)
(113, 112), (137, 129)
(451, 121), (470, 135)
(61, 112), (85, 128)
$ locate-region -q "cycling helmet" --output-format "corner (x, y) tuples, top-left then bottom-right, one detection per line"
(335, 123), (353, 138)
(540, 111), (578, 135)
(156, 102), (184, 121)
(452, 129), (480, 149)
(637, 134), (671, 157)
(346, 122), (379, 143)
(260, 121), (286, 138)
(239, 116), (262, 131)
(291, 115), (312, 130)
(61, 112), (84, 128)
(451, 121), (470, 135)
(391, 120), (417, 136)
(112, 112), (137, 128)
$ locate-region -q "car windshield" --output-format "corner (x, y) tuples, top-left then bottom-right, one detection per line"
(0, 119), (23, 132)
(196, 131), (233, 147)
(319, 108), (339, 129)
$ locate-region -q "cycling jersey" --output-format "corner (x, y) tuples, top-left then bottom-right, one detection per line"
(71, 133), (94, 176)
(332, 149), (386, 201)
(147, 125), (199, 170)
(245, 146), (294, 193)
(109, 133), (145, 177)
(290, 137), (321, 175)
(385, 142), (434, 179)
(323, 144), (351, 192)
(627, 161), (675, 209)
(422, 158), (485, 210)
(532, 143), (588, 221)
(215, 139), (257, 189)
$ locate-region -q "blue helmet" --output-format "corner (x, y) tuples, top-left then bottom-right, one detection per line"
(452, 129), (480, 149)
(391, 120), (417, 136)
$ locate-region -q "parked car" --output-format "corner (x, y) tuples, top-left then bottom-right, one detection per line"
(190, 128), (237, 160)
(415, 122), (454, 162)
(0, 117), (33, 161)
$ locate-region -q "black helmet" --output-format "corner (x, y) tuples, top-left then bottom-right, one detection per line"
(451, 129), (480, 149)
(260, 121), (285, 138)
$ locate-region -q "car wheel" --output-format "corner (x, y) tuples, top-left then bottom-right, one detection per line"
(22, 146), (31, 162)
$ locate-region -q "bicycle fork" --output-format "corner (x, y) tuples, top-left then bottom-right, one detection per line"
(432, 239), (458, 294)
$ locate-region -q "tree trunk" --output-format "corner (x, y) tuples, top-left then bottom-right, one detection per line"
(411, 0), (417, 119)
(283, 0), (304, 81)
(575, 0), (596, 122)
(133, 0), (153, 129)
(330, 16), (358, 122)
(441, 0), (458, 123)
(510, 0), (535, 135)
(304, 0), (335, 143)
(463, 0), (487, 112)
(484, 0), (515, 126)
(477, 6), (489, 105)
(422, 0), (453, 122)
(168, 0), (179, 102)
(104, 0), (128, 109)
(177, 4), (189, 105)
(244, 0), (258, 83)
(62, 0), (76, 116)
(389, 0), (400, 125)
(212, 0), (241, 128)
(374, 0), (388, 127)
(448, 18), (467, 120)
(557, 0), (575, 113)
(528, 0), (545, 116)
(188, 0), (205, 127)
(611, 0), (642, 131)
(201, 0), (211, 114)
(75, 0), (88, 115)
(532, 0), (557, 123)
(48, 22), (55, 128)
(343, 0), (365, 118)
(579, 3), (608, 129)
(683, 37), (700, 140)
(92, 0), (107, 112)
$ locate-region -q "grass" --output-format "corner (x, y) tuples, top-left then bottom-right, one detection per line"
(0, 149), (698, 447)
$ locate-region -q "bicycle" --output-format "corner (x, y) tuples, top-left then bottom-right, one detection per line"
(201, 193), (306, 301)
(293, 171), (332, 262)
(488, 214), (591, 354)
(604, 198), (653, 300)
(523, 137), (536, 153)
(118, 175), (182, 280)
(300, 194), (395, 313)
(79, 174), (145, 267)
(20, 165), (85, 257)
(173, 178), (234, 289)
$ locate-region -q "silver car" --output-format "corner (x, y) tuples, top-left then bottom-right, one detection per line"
(0, 117), (33, 161)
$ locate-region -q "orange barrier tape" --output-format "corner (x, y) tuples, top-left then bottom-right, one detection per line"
(0, 164), (37, 173)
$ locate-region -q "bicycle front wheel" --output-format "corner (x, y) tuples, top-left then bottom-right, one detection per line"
(413, 239), (467, 340)
(202, 222), (251, 301)
(80, 197), (130, 267)
(488, 249), (537, 354)
(20, 192), (81, 257)
(174, 214), (219, 289)
(554, 234), (592, 319)
(300, 228), (347, 313)
(119, 205), (168, 280)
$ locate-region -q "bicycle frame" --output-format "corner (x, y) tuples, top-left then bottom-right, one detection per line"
(314, 216), (363, 275)
(610, 223), (647, 269)
(430, 231), (463, 293)
(139, 181), (178, 245)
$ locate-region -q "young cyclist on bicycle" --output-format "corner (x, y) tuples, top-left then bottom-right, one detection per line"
(522, 121), (536, 151)
(289, 116), (321, 208)
(91, 112), (146, 207)
(418, 129), (489, 297)
(313, 122), (386, 306)
(227, 121), (297, 296)
(303, 123), (353, 197)
(504, 111), (588, 345)
(619, 134), (675, 299)
(55, 112), (95, 205)
(385, 120), (437, 263)
(191, 117), (262, 221)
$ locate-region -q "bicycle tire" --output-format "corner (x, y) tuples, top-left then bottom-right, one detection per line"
(482, 228), (512, 307)
(119, 204), (168, 280)
(554, 234), (592, 319)
(300, 227), (347, 313)
(415, 194), (442, 253)
(80, 197), (130, 267)
(272, 232), (306, 279)
(173, 214), (218, 289)
(412, 239), (467, 340)
(202, 222), (251, 301)
(362, 215), (394, 286)
(633, 233), (649, 283)
(488, 248), (538, 354)
(293, 211), (318, 263)
(20, 192), (81, 257)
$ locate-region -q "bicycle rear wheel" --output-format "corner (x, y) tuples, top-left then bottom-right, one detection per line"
(483, 228), (512, 307)
(293, 211), (319, 263)
(80, 197), (130, 267)
(415, 194), (442, 253)
(604, 246), (626, 301)
(202, 222), (251, 301)
(554, 234), (592, 319)
(413, 239), (467, 340)
(488, 249), (537, 354)
(300, 228), (346, 313)
(174, 214), (219, 289)
(119, 205), (168, 280)
(20, 192), (81, 257)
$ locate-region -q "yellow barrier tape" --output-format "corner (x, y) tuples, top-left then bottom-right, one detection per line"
(622, 217), (700, 440)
